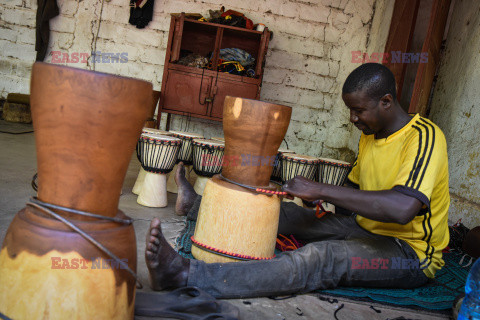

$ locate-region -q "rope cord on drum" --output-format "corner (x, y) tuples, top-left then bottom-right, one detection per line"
(218, 174), (331, 218)
(26, 197), (143, 289)
(218, 173), (286, 196)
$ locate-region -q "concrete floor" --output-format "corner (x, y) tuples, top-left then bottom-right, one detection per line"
(0, 131), (452, 320)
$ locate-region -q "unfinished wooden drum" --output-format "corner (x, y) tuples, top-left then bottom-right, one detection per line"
(136, 133), (181, 207)
(166, 131), (204, 193)
(317, 158), (352, 186)
(0, 62), (152, 320)
(191, 176), (281, 263)
(191, 139), (225, 195)
(192, 97), (291, 263)
(133, 128), (173, 195)
(222, 96), (292, 187)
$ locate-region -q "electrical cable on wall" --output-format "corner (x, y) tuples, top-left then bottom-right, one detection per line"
(92, 0), (108, 71)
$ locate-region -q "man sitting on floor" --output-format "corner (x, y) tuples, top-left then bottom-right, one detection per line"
(145, 63), (450, 298)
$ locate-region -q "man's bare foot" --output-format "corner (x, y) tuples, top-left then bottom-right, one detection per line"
(174, 162), (197, 216)
(145, 218), (190, 291)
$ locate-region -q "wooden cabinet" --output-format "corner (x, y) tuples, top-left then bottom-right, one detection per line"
(157, 13), (271, 126)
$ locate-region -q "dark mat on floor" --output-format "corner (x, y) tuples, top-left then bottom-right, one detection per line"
(176, 219), (473, 311)
(0, 120), (33, 134)
(320, 250), (472, 310)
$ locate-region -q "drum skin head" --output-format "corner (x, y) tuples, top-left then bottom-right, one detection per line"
(168, 131), (204, 139)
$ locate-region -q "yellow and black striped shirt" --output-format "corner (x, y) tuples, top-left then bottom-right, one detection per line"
(348, 113), (450, 278)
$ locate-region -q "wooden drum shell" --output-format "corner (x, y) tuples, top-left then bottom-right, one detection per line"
(31, 63), (151, 218)
(192, 176), (280, 263)
(0, 207), (137, 319)
(222, 96), (292, 187)
(0, 63), (152, 319)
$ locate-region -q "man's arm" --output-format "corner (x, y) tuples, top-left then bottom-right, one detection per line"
(283, 176), (423, 225)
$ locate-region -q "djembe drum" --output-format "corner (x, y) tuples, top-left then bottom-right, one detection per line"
(191, 139), (225, 195)
(136, 133), (181, 207)
(132, 128), (172, 195)
(317, 158), (352, 186)
(280, 153), (320, 182)
(270, 148), (295, 183)
(210, 136), (225, 142)
(280, 153), (321, 206)
(317, 158), (352, 213)
(192, 96), (291, 263)
(0, 63), (151, 319)
(166, 131), (204, 193)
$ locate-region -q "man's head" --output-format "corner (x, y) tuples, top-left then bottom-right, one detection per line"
(342, 63), (399, 136)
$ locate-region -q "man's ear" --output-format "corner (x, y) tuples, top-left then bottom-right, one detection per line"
(380, 94), (393, 110)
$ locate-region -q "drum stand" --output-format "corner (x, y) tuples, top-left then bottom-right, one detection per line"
(132, 167), (147, 195)
(137, 172), (168, 207)
(193, 175), (209, 195)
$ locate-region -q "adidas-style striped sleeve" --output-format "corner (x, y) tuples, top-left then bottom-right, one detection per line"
(392, 118), (446, 207)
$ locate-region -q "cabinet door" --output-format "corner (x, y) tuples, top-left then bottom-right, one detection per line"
(209, 78), (259, 118)
(162, 70), (211, 115)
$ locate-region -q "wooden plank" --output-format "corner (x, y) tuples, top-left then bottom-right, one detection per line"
(183, 17), (263, 35)
(157, 16), (177, 129)
(170, 13), (185, 62)
(383, 0), (421, 97)
(409, 0), (451, 116)
(160, 109), (222, 122)
(255, 28), (269, 78)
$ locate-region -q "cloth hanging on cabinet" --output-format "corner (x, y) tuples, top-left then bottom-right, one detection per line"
(35, 0), (59, 61)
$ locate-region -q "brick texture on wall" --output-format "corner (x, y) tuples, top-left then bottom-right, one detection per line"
(0, 0), (393, 162)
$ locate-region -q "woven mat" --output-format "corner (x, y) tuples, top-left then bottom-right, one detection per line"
(176, 219), (472, 310)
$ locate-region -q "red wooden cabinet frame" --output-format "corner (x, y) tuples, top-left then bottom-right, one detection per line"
(157, 13), (271, 128)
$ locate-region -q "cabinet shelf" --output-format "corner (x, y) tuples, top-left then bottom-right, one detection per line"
(157, 12), (271, 127)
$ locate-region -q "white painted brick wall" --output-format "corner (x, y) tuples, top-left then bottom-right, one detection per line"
(0, 0), (392, 162)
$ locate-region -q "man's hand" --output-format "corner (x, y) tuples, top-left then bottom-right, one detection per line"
(281, 176), (423, 225)
(282, 176), (323, 201)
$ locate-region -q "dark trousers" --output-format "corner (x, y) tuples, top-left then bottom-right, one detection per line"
(186, 199), (429, 298)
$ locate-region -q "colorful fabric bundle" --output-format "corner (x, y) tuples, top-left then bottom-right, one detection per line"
(218, 48), (255, 67)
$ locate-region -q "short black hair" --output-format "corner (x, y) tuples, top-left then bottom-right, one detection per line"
(342, 63), (397, 101)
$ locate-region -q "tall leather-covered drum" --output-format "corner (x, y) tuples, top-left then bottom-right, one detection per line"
(192, 97), (291, 263)
(0, 63), (152, 319)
